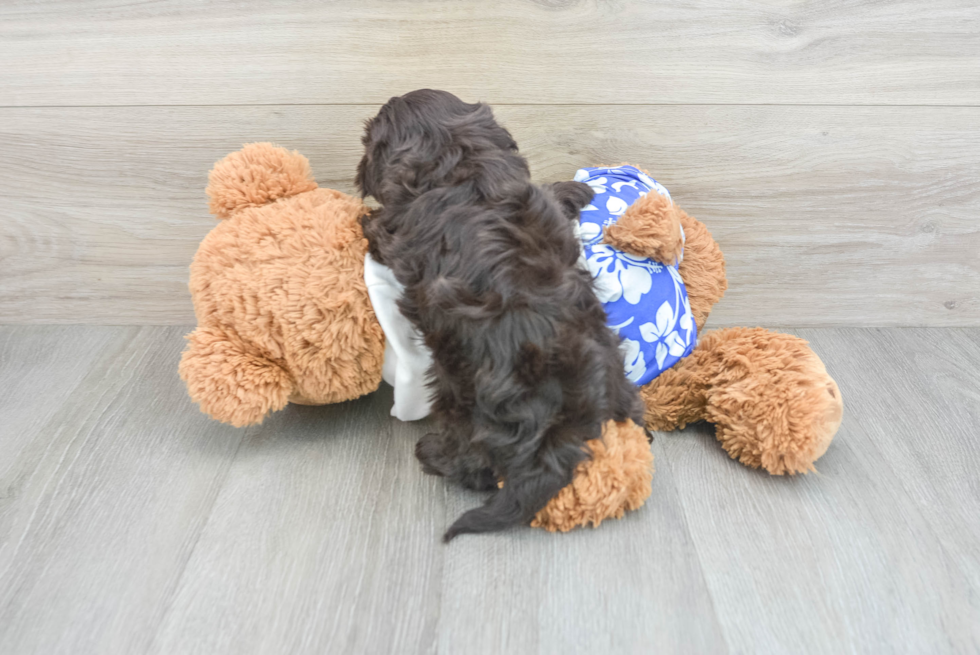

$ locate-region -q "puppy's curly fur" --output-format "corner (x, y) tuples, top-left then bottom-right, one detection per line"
(356, 90), (643, 540)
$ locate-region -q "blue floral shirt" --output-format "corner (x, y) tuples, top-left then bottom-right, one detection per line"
(573, 165), (697, 385)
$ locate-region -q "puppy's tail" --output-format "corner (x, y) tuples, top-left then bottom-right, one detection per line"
(442, 435), (587, 542)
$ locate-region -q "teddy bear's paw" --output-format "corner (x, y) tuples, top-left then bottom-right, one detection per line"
(704, 329), (844, 475)
(179, 326), (294, 427)
(751, 370), (843, 475)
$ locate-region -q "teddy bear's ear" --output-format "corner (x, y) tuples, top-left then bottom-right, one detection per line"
(206, 143), (319, 219)
(603, 191), (684, 265)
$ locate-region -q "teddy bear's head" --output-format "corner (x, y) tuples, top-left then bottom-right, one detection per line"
(179, 143), (385, 427)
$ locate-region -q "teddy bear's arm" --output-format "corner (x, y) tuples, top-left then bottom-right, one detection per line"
(179, 326), (293, 427)
(674, 207), (728, 332)
(602, 193), (727, 332)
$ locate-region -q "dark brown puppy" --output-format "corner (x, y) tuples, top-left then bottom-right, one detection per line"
(356, 90), (643, 540)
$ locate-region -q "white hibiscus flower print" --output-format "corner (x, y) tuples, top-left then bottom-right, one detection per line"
(577, 221), (602, 246)
(637, 171), (655, 187)
(620, 338), (647, 383)
(639, 301), (692, 368)
(612, 179), (640, 193)
(606, 196), (629, 216)
(608, 316), (635, 334)
(587, 245), (654, 305)
(586, 176), (609, 194)
(679, 303), (693, 332)
(637, 172), (672, 202)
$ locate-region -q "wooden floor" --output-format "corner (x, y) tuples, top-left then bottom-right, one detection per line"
(0, 325), (977, 654)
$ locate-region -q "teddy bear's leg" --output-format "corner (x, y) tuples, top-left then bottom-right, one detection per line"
(530, 420), (654, 532)
(642, 328), (843, 475)
(639, 347), (712, 433)
(179, 326), (294, 427)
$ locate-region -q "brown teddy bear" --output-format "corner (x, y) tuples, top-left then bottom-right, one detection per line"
(180, 143), (842, 534)
(179, 144), (384, 427)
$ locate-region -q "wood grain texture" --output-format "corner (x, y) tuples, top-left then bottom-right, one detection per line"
(1, 0), (978, 106)
(0, 326), (249, 655)
(0, 326), (120, 482)
(659, 327), (980, 654)
(0, 326), (977, 653)
(148, 387), (447, 655)
(801, 327), (980, 650)
(2, 105), (978, 326)
(436, 435), (728, 655)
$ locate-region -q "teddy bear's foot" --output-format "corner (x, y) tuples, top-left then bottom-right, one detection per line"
(531, 419), (653, 532)
(179, 326), (294, 427)
(708, 331), (843, 474)
(640, 328), (844, 475)
(287, 393), (324, 406)
(649, 327), (843, 475)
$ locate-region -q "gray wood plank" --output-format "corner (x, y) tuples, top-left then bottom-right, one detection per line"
(1, 0), (978, 106)
(660, 328), (980, 654)
(2, 105), (978, 326)
(147, 380), (726, 655)
(0, 326), (121, 481)
(0, 326), (249, 655)
(147, 385), (446, 655)
(436, 436), (729, 655)
(800, 328), (980, 649)
(0, 326), (977, 653)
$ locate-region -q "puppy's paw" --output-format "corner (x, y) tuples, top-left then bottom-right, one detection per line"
(415, 433), (451, 477)
(460, 466), (498, 492)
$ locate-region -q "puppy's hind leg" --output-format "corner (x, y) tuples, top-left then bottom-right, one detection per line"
(457, 464), (498, 492)
(416, 426), (496, 491)
(609, 359), (646, 427)
(415, 429), (457, 478)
